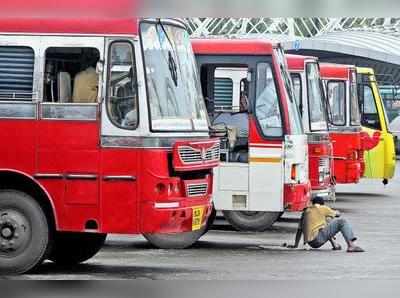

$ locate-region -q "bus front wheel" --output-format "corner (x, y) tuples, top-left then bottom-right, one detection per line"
(0, 190), (51, 274)
(143, 228), (205, 249)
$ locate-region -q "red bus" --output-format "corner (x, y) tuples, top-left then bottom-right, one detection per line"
(0, 18), (219, 274)
(320, 63), (363, 184)
(192, 39), (310, 232)
(287, 55), (334, 200)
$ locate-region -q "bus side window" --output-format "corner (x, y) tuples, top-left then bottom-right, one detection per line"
(361, 84), (381, 130)
(255, 62), (283, 137)
(290, 74), (302, 115)
(0, 46), (35, 100)
(327, 81), (346, 126)
(43, 47), (100, 103)
(106, 41), (138, 130)
(213, 77), (234, 111)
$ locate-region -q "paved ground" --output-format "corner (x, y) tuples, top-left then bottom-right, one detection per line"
(11, 161), (400, 280)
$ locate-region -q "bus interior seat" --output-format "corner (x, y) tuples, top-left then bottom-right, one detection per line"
(57, 72), (72, 103)
(72, 67), (98, 103)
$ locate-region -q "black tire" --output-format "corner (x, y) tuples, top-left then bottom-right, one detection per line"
(276, 212), (284, 221)
(49, 232), (106, 265)
(202, 205), (217, 235)
(0, 190), (51, 274)
(222, 210), (280, 232)
(143, 228), (206, 249)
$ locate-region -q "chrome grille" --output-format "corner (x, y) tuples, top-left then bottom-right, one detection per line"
(319, 157), (330, 179)
(186, 183), (208, 197)
(319, 157), (330, 169)
(179, 143), (220, 164)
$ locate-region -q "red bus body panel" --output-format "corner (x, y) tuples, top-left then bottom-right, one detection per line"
(330, 132), (362, 184)
(191, 38), (275, 56)
(320, 63), (363, 185)
(283, 183), (311, 211)
(308, 138), (332, 191)
(0, 117), (215, 234)
(0, 0), (139, 33)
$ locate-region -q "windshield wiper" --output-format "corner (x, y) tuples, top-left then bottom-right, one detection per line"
(157, 19), (179, 86)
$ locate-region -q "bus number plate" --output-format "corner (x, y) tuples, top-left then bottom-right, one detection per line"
(192, 207), (204, 231)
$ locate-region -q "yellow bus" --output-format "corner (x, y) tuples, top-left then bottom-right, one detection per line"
(357, 67), (396, 184)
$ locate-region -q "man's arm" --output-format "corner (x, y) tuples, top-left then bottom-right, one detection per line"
(287, 212), (304, 249)
(321, 205), (338, 218)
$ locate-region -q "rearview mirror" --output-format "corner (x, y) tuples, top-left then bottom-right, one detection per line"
(96, 61), (104, 74)
(247, 71), (252, 82)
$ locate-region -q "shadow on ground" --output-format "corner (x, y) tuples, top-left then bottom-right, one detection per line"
(25, 262), (203, 279)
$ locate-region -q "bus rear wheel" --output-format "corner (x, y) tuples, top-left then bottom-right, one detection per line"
(0, 190), (51, 275)
(222, 210), (280, 232)
(49, 232), (106, 265)
(143, 228), (205, 249)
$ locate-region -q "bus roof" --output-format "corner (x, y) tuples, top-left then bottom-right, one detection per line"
(0, 18), (139, 35)
(191, 38), (277, 56)
(320, 63), (355, 80)
(0, 0), (140, 35)
(286, 54), (318, 71)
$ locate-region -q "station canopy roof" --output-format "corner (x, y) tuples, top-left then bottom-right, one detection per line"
(281, 28), (400, 84)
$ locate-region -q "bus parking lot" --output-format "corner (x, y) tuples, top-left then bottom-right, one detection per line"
(0, 12), (399, 280)
(11, 161), (399, 280)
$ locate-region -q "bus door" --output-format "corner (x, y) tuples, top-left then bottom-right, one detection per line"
(358, 71), (396, 180)
(37, 36), (104, 230)
(249, 62), (284, 212)
(99, 38), (142, 232)
(207, 62), (283, 212)
(209, 66), (253, 211)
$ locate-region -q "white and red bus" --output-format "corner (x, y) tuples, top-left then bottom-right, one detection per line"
(287, 55), (334, 200)
(192, 39), (310, 232)
(0, 17), (219, 274)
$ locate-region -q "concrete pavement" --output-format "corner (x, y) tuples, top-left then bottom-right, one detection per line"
(11, 162), (400, 280)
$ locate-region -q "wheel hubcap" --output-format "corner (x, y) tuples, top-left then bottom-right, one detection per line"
(1, 227), (13, 238)
(0, 210), (30, 254)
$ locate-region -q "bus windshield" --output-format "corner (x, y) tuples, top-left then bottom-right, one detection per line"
(140, 21), (208, 132)
(275, 47), (303, 135)
(306, 62), (328, 131)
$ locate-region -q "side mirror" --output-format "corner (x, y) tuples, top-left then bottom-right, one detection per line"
(96, 61), (104, 74)
(246, 71), (252, 82)
(362, 116), (381, 130)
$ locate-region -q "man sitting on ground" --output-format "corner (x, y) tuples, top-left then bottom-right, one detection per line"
(287, 197), (364, 253)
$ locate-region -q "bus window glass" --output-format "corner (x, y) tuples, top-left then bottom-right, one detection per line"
(306, 63), (328, 131)
(361, 84), (381, 130)
(327, 81), (346, 126)
(350, 72), (361, 126)
(140, 21), (208, 132)
(275, 48), (303, 135)
(290, 74), (302, 113)
(0, 46), (34, 100)
(255, 62), (283, 137)
(107, 42), (138, 130)
(44, 47), (100, 104)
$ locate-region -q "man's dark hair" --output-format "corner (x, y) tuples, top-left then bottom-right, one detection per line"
(312, 197), (325, 205)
